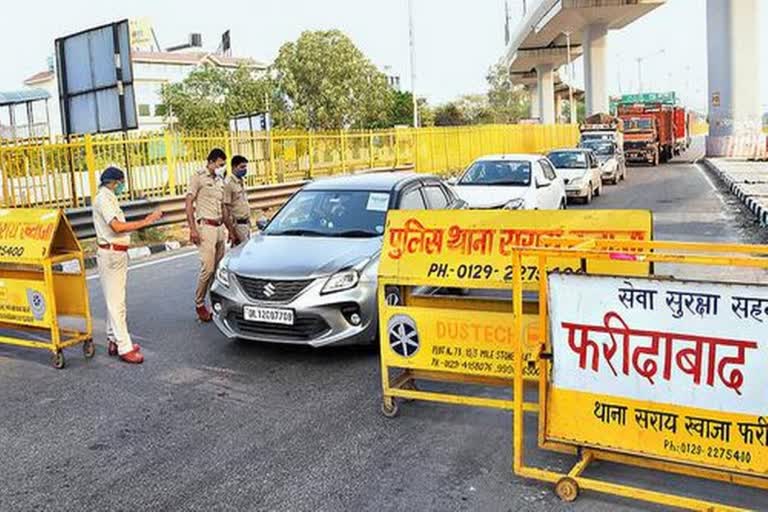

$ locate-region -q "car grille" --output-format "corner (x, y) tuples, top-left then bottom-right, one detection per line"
(236, 276), (313, 302)
(625, 141), (647, 150)
(229, 312), (330, 341)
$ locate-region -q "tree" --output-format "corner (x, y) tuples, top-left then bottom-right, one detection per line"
(272, 30), (392, 130)
(485, 63), (530, 123)
(455, 95), (494, 125)
(160, 65), (272, 131)
(434, 103), (465, 126)
(389, 90), (415, 127)
(562, 98), (586, 123)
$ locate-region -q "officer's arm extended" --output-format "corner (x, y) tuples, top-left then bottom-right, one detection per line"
(185, 194), (200, 245)
(109, 210), (162, 233)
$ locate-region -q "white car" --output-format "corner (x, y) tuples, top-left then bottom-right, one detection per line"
(449, 154), (566, 210)
(547, 148), (603, 204)
(580, 139), (627, 184)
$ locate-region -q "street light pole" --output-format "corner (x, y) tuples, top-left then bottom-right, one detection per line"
(408, 0), (418, 128)
(564, 31), (576, 124)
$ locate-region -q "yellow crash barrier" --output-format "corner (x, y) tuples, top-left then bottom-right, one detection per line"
(377, 209), (652, 417)
(511, 239), (768, 511)
(0, 208), (92, 368)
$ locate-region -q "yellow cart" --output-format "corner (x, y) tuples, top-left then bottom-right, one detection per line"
(0, 208), (93, 368)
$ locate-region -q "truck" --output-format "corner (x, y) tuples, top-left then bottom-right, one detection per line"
(578, 113), (624, 148)
(673, 106), (691, 155)
(617, 103), (675, 166)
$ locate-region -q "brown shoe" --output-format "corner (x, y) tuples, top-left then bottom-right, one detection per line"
(119, 347), (144, 364)
(196, 304), (212, 322)
(108, 341), (141, 357)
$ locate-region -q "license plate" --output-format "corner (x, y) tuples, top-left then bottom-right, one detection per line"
(243, 306), (294, 325)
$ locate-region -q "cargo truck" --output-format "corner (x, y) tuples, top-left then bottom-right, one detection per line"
(673, 106), (691, 155)
(618, 103), (675, 166)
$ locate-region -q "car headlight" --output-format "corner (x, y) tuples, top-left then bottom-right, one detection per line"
(503, 198), (525, 210)
(216, 255), (231, 287)
(321, 269), (360, 294)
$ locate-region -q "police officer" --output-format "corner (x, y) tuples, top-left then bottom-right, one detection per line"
(186, 148), (227, 322)
(93, 166), (162, 364)
(223, 155), (251, 246)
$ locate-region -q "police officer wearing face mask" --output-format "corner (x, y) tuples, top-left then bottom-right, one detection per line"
(223, 155), (251, 246)
(185, 148), (227, 322)
(93, 166), (162, 363)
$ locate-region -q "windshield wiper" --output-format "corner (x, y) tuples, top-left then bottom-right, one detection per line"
(488, 180), (527, 186)
(331, 230), (380, 238)
(267, 229), (327, 237)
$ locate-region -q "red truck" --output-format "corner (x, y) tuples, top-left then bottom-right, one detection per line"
(673, 106), (691, 155)
(618, 104), (675, 166)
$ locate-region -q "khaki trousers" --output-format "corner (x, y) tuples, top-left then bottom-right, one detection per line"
(97, 248), (133, 355)
(234, 223), (251, 245)
(195, 223), (226, 306)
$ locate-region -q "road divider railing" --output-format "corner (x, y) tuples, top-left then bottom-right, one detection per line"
(510, 239), (768, 511)
(376, 209), (652, 418)
(0, 208), (92, 368)
(0, 124), (578, 210)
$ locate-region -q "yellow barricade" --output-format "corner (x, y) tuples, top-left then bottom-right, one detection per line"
(511, 240), (768, 511)
(377, 209), (652, 417)
(0, 208), (92, 368)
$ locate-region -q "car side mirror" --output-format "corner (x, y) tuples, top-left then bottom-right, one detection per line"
(536, 179), (550, 189)
(446, 176), (458, 186)
(452, 198), (468, 209)
(256, 216), (269, 231)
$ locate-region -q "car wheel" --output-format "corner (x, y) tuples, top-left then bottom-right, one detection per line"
(584, 187), (592, 204)
(560, 198), (567, 210)
(594, 180), (601, 197)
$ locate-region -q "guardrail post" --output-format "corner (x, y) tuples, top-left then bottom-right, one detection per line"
(369, 129), (374, 169)
(268, 132), (276, 184)
(394, 131), (399, 168)
(308, 131), (315, 179)
(340, 130), (347, 173)
(84, 134), (98, 204)
(164, 131), (177, 195)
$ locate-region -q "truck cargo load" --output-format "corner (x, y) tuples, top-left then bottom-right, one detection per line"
(618, 103), (675, 166)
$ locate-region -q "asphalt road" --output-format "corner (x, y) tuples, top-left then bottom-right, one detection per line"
(1, 140), (767, 512)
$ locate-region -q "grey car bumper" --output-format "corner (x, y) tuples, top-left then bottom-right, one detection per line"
(210, 275), (378, 347)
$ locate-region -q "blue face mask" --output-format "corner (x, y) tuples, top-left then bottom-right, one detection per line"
(234, 168), (247, 179)
(114, 182), (126, 195)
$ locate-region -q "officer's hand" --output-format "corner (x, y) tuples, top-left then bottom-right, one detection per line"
(228, 232), (239, 246)
(146, 209), (163, 223)
(190, 230), (201, 245)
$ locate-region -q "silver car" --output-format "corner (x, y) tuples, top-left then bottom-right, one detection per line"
(210, 172), (465, 347)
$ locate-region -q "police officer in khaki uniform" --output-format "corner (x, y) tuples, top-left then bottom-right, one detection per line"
(186, 148), (227, 322)
(93, 167), (162, 364)
(223, 155), (251, 246)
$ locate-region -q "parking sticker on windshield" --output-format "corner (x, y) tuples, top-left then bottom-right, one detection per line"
(366, 193), (389, 212)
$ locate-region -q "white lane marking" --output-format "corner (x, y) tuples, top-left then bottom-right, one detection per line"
(694, 160), (719, 193)
(86, 250), (198, 281)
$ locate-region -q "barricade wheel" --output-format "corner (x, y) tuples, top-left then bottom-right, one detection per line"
(381, 399), (399, 418)
(83, 340), (95, 359)
(555, 477), (579, 502)
(401, 380), (418, 402)
(52, 351), (66, 370)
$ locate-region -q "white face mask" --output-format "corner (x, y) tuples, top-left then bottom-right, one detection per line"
(214, 166), (226, 178)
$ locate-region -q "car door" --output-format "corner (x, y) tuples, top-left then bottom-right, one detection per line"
(397, 183), (427, 210)
(537, 159), (561, 209)
(589, 152), (600, 188)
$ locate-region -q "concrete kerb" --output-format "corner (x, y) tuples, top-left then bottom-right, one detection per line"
(702, 158), (768, 226)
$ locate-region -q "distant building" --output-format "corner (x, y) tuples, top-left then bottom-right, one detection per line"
(22, 28), (267, 134)
(383, 66), (402, 91)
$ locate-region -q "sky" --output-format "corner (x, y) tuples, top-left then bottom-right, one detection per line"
(1, 0), (766, 112)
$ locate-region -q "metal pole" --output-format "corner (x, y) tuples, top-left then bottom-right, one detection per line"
(408, 0), (418, 128)
(637, 58), (643, 93)
(565, 31), (576, 124)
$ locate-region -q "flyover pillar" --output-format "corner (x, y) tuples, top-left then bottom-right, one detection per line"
(706, 0), (763, 157)
(536, 64), (556, 125)
(529, 86), (540, 120)
(582, 23), (608, 116)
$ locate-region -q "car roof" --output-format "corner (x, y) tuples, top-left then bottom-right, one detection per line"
(472, 154), (543, 163)
(302, 171), (438, 192)
(548, 148), (593, 153)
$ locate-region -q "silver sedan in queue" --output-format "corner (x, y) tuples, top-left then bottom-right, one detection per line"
(210, 172), (465, 347)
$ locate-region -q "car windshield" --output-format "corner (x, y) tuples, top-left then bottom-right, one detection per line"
(459, 160), (531, 186)
(626, 118), (654, 130)
(581, 141), (614, 156)
(547, 152), (587, 169)
(264, 190), (389, 237)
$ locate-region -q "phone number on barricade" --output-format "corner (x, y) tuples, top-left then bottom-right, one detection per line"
(426, 262), (584, 282)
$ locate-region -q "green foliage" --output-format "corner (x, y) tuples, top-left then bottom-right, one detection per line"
(562, 98), (586, 123)
(433, 103), (465, 126)
(390, 90), (414, 127)
(161, 65), (272, 131)
(272, 30), (393, 130)
(485, 63), (530, 123)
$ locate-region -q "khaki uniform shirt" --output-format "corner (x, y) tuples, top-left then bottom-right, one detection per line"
(223, 175), (250, 221)
(187, 169), (224, 221)
(93, 186), (130, 246)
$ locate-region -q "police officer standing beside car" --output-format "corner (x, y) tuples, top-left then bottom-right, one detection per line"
(186, 148), (228, 322)
(223, 155), (251, 246)
(93, 166), (163, 364)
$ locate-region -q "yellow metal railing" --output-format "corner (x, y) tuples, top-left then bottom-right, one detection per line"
(0, 124), (579, 208)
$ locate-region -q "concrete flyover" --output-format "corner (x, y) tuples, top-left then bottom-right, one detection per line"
(504, 0), (666, 121)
